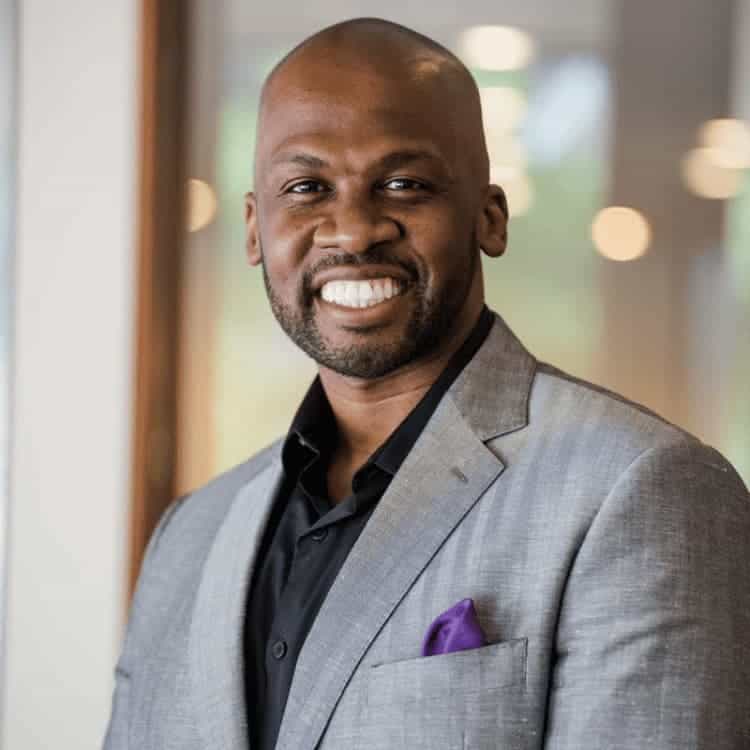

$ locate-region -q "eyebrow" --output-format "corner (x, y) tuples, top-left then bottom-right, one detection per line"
(271, 152), (328, 169)
(269, 148), (451, 174)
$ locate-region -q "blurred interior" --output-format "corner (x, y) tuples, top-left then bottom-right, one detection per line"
(178, 0), (750, 496)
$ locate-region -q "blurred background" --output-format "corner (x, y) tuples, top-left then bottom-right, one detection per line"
(2, 0), (749, 747)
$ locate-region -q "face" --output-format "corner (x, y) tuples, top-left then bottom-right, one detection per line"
(246, 58), (507, 379)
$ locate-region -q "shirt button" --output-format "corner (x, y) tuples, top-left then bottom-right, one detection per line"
(310, 528), (328, 542)
(271, 640), (287, 660)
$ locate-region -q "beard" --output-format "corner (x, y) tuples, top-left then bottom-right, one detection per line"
(261, 241), (478, 379)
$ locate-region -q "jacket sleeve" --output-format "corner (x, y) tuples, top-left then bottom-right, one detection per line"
(544, 440), (750, 749)
(101, 496), (188, 750)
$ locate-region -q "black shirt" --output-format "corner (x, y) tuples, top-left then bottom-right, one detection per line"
(243, 306), (494, 750)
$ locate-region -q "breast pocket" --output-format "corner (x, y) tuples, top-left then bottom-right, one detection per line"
(360, 637), (529, 750)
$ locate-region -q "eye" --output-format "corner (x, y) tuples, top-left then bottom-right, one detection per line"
(382, 177), (426, 192)
(285, 180), (328, 194)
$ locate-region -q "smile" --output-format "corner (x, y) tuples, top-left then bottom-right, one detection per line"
(319, 277), (406, 309)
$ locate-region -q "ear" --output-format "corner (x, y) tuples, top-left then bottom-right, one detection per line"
(477, 184), (508, 258)
(245, 192), (262, 266)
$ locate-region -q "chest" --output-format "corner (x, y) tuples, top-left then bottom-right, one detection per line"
(311, 480), (581, 750)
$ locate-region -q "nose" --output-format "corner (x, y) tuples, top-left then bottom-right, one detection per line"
(313, 195), (401, 254)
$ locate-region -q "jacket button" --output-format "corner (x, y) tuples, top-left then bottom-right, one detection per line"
(310, 528), (328, 542)
(271, 640), (287, 660)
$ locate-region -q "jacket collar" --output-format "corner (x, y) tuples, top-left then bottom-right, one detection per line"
(449, 310), (536, 442)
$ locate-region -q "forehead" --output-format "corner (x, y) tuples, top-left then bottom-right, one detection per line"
(256, 63), (463, 167)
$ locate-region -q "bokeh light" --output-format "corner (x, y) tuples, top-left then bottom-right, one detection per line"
(698, 118), (750, 169)
(681, 147), (745, 199)
(480, 86), (528, 135)
(187, 178), (218, 232)
(459, 25), (536, 72)
(592, 206), (651, 261)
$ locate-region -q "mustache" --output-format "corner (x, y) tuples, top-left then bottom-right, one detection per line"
(302, 247), (419, 292)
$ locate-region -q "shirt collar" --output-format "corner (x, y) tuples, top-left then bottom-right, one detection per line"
(283, 304), (494, 479)
(282, 375), (334, 471)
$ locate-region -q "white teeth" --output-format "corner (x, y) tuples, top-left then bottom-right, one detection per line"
(319, 278), (403, 308)
(345, 283), (358, 306)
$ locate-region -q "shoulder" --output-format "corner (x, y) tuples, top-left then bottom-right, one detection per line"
(523, 366), (749, 596)
(133, 438), (283, 601)
(149, 438), (283, 560)
(531, 361), (694, 459)
(119, 439), (283, 664)
(517, 360), (747, 509)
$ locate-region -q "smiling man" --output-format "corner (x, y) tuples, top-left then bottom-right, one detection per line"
(104, 17), (750, 750)
(245, 21), (507, 506)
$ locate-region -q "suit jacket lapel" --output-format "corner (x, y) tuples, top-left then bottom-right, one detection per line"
(274, 313), (536, 750)
(189, 450), (284, 750)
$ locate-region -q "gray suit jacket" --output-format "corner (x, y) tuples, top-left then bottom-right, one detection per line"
(104, 312), (750, 749)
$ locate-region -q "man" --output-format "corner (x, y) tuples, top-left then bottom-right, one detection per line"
(104, 17), (750, 750)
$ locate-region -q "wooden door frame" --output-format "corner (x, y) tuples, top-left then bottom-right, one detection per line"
(129, 0), (190, 601)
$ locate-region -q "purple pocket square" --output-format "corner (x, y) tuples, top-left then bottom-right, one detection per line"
(421, 597), (487, 657)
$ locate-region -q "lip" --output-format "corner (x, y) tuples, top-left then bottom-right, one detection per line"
(311, 265), (413, 294)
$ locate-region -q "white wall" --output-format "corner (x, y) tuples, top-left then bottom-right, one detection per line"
(4, 1), (138, 747)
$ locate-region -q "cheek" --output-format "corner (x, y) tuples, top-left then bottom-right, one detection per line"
(259, 209), (312, 283)
(408, 210), (475, 281)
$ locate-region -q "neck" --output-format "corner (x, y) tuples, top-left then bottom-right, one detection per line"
(319, 301), (484, 465)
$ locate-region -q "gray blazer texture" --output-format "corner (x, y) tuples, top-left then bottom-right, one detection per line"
(103, 312), (750, 750)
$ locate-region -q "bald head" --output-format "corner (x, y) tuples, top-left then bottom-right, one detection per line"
(263, 18), (477, 103)
(256, 18), (490, 186)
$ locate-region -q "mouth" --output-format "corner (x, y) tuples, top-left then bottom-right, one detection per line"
(318, 276), (408, 310)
